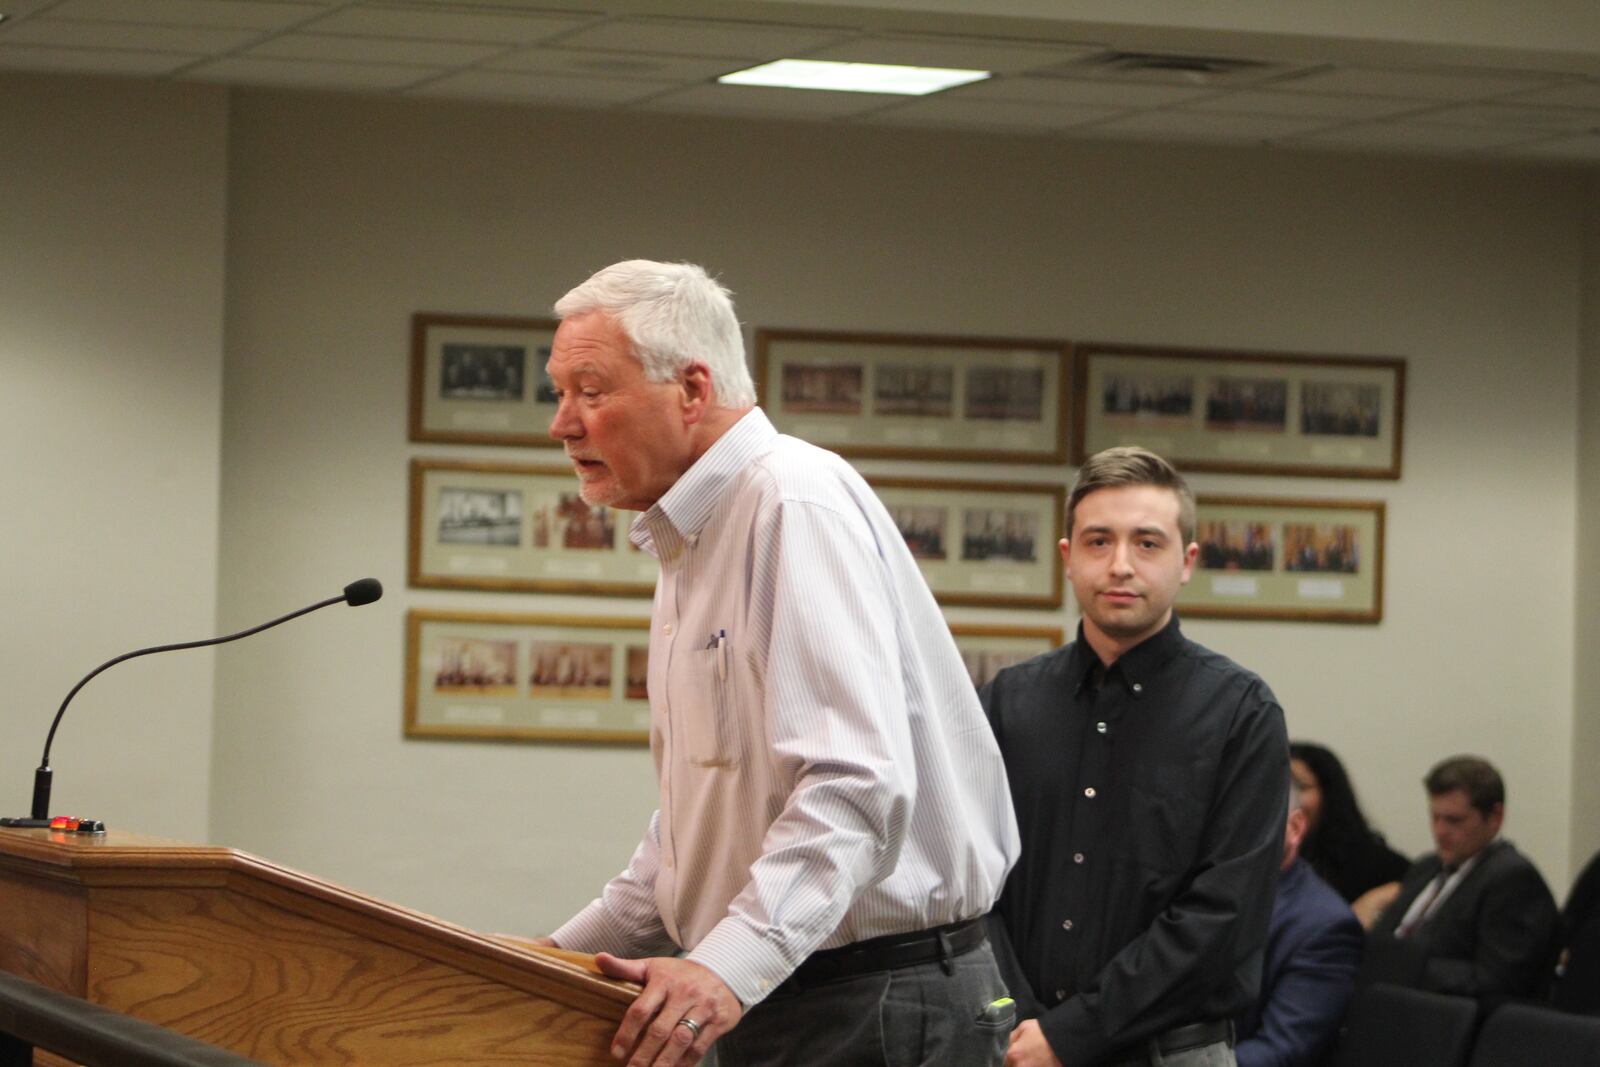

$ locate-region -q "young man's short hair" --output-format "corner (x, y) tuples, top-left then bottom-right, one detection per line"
(1067, 446), (1197, 545)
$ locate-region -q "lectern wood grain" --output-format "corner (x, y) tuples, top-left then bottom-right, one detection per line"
(0, 830), (632, 1065)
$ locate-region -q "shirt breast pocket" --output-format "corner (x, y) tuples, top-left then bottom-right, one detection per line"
(1114, 780), (1202, 878)
(672, 646), (743, 768)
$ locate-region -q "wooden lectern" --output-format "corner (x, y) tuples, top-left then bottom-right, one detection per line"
(0, 829), (633, 1065)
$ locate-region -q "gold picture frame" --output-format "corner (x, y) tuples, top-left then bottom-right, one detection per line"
(405, 610), (652, 744)
(950, 623), (1064, 689)
(870, 476), (1066, 610)
(1180, 495), (1385, 623)
(1075, 343), (1405, 479)
(409, 312), (561, 447)
(756, 328), (1073, 464)
(408, 459), (655, 597)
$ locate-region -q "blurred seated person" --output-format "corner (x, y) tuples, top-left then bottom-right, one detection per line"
(1290, 742), (1409, 927)
(1237, 776), (1363, 1067)
(1366, 755), (1559, 1003)
(1552, 849), (1600, 1013)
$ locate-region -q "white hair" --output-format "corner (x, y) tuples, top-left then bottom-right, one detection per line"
(553, 260), (756, 409)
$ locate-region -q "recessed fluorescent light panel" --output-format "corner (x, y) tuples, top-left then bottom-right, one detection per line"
(718, 58), (990, 95)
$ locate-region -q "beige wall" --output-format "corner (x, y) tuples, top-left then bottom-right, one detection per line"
(210, 89), (1585, 934)
(0, 73), (228, 841)
(1575, 176), (1600, 873)
(1, 70), (1591, 933)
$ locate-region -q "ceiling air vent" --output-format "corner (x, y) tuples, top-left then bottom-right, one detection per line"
(1033, 49), (1297, 86)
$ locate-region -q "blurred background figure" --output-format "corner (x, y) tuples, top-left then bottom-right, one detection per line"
(1290, 742), (1410, 927)
(1552, 849), (1600, 1014)
(1237, 775), (1363, 1067)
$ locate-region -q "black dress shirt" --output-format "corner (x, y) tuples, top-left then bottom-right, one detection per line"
(980, 615), (1288, 1066)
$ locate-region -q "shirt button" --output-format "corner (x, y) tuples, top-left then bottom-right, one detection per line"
(1096, 721), (1107, 734)
(1085, 787), (1097, 798)
(686, 533), (699, 547)
(662, 623), (674, 635)
(1056, 988), (1068, 1002)
(1074, 852), (1085, 864)
(1061, 919), (1073, 930)
(1131, 682), (1143, 693)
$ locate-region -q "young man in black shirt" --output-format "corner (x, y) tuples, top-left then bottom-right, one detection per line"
(982, 446), (1289, 1067)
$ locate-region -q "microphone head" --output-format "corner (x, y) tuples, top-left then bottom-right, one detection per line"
(343, 577), (383, 606)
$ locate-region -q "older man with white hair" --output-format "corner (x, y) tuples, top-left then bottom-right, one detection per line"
(536, 260), (1020, 1067)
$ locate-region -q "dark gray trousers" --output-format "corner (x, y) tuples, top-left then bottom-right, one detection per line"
(712, 941), (1014, 1067)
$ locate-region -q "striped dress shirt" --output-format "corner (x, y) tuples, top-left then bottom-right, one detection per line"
(551, 408), (1020, 1006)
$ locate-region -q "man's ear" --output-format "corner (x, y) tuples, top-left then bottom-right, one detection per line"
(680, 362), (715, 425)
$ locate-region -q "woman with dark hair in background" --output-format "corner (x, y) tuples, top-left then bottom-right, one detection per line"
(1290, 741), (1410, 927)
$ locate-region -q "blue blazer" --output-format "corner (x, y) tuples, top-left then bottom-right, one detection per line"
(1237, 859), (1364, 1067)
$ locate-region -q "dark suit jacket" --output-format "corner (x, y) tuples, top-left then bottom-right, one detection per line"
(1237, 859), (1364, 1067)
(1366, 838), (1558, 1000)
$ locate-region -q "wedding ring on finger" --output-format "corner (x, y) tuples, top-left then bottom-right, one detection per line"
(676, 1017), (704, 1040)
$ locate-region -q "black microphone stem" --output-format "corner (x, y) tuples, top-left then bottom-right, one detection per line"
(31, 592), (346, 820)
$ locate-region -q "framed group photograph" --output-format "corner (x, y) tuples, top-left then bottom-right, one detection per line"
(409, 459), (656, 596)
(950, 623), (1063, 690)
(1075, 344), (1405, 478)
(871, 477), (1065, 609)
(1180, 496), (1384, 622)
(756, 329), (1073, 464)
(409, 313), (562, 447)
(405, 610), (652, 743)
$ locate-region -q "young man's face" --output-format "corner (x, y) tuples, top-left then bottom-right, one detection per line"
(1062, 484), (1197, 658)
(1429, 788), (1503, 868)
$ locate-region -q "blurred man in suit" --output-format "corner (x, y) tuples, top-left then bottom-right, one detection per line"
(1366, 755), (1558, 1002)
(1236, 777), (1363, 1067)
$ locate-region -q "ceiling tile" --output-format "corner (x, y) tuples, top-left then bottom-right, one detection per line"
(1292, 121), (1543, 152)
(488, 46), (735, 83)
(866, 96), (1120, 132)
(408, 68), (673, 105)
(0, 42), (195, 74)
(182, 54), (432, 88)
(43, 0), (324, 30)
(0, 0), (60, 18)
(641, 81), (897, 118)
(1500, 80), (1600, 110)
(554, 16), (848, 61)
(301, 5), (591, 45)
(802, 33), (1100, 76)
(1273, 66), (1560, 101)
(1183, 89), (1427, 120)
(1422, 101), (1600, 132)
(1505, 131), (1600, 161)
(2, 19), (262, 53)
(1085, 109), (1332, 141)
(245, 32), (503, 66)
(953, 75), (1211, 108)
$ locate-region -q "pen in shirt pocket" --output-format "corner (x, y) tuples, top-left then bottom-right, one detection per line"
(715, 629), (727, 681)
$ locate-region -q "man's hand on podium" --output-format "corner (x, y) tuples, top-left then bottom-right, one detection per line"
(597, 954), (741, 1067)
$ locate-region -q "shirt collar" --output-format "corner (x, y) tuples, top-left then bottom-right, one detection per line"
(1068, 612), (1186, 695)
(629, 407), (775, 555)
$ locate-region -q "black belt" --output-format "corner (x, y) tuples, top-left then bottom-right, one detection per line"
(1107, 1019), (1235, 1066)
(773, 918), (987, 994)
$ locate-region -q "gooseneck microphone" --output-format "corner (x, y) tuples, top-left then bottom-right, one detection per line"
(3, 578), (383, 830)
